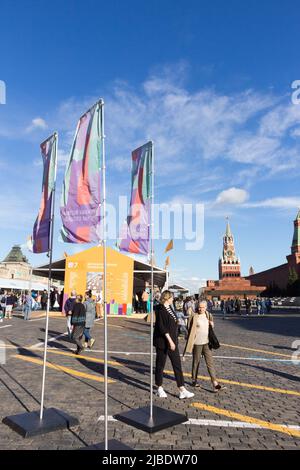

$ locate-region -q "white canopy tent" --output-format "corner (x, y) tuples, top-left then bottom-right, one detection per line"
(0, 277), (48, 291)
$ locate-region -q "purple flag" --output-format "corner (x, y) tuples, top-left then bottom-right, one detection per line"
(60, 102), (102, 243)
(31, 134), (57, 253)
(119, 142), (152, 255)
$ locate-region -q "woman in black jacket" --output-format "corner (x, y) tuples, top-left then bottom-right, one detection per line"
(71, 295), (86, 354)
(154, 290), (194, 400)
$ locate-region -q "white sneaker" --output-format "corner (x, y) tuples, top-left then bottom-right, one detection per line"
(179, 388), (195, 399)
(156, 387), (167, 398)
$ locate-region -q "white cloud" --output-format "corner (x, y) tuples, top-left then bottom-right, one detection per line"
(26, 117), (48, 133)
(3, 65), (299, 221)
(244, 197), (300, 209)
(260, 103), (300, 138)
(215, 187), (249, 205)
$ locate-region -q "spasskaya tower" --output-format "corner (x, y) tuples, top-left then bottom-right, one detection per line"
(219, 218), (241, 279)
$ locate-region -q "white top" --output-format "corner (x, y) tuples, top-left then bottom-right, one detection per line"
(194, 313), (209, 345)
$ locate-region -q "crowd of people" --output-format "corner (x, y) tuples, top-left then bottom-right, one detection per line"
(0, 285), (278, 399)
(219, 297), (272, 316)
(0, 287), (64, 322)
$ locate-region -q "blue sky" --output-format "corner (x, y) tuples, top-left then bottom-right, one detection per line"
(0, 0), (300, 292)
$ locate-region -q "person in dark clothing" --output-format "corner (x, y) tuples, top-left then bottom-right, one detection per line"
(235, 297), (241, 315)
(154, 290), (194, 400)
(64, 290), (77, 338)
(5, 292), (14, 319)
(41, 290), (48, 310)
(59, 289), (64, 312)
(245, 297), (252, 316)
(71, 295), (86, 354)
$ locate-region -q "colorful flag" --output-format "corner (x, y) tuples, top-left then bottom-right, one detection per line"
(60, 102), (102, 243)
(164, 256), (170, 269)
(119, 142), (152, 255)
(30, 134), (57, 253)
(164, 239), (173, 253)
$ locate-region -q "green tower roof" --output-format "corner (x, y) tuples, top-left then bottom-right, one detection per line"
(2, 245), (29, 263)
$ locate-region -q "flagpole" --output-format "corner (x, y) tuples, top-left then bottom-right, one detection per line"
(150, 141), (154, 421)
(99, 100), (108, 450)
(40, 132), (58, 421)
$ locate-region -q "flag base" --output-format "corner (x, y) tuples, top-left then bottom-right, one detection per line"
(83, 439), (132, 450)
(114, 405), (187, 433)
(3, 407), (79, 438)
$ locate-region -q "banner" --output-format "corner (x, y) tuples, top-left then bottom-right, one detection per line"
(31, 134), (57, 253)
(64, 246), (134, 315)
(60, 102), (102, 243)
(119, 141), (152, 255)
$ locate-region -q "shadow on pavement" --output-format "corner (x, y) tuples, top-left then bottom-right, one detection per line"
(220, 314), (300, 339)
(258, 343), (296, 351)
(235, 361), (300, 383)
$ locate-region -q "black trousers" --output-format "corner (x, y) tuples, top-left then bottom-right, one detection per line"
(155, 346), (185, 388)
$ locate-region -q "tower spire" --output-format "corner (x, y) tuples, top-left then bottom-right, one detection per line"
(291, 208), (300, 254)
(225, 217), (232, 237)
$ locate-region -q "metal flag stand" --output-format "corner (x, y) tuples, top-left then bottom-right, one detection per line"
(3, 133), (79, 437)
(83, 101), (131, 450)
(114, 141), (187, 433)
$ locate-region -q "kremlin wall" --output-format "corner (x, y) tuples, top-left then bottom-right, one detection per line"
(204, 210), (300, 300)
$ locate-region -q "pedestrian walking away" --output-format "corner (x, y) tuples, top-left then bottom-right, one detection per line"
(184, 300), (226, 393)
(83, 291), (96, 349)
(23, 291), (32, 321)
(71, 295), (86, 355)
(64, 290), (77, 338)
(41, 290), (48, 310)
(153, 290), (194, 400)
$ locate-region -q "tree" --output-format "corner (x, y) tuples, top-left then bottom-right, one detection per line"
(287, 268), (299, 296)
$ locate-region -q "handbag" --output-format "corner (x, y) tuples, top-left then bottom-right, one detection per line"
(208, 324), (220, 350)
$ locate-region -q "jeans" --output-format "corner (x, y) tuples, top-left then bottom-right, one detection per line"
(23, 305), (31, 321)
(84, 328), (92, 341)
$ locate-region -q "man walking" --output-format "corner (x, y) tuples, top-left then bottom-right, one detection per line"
(83, 291), (96, 348)
(64, 290), (77, 338)
(41, 290), (48, 310)
(23, 291), (32, 321)
(5, 292), (14, 319)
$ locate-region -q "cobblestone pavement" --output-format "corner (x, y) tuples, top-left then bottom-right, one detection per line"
(0, 311), (299, 450)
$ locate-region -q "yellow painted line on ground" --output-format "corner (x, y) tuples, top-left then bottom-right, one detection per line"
(164, 369), (300, 397)
(32, 347), (122, 367)
(94, 322), (125, 330)
(221, 343), (293, 359)
(191, 402), (300, 438)
(12, 354), (115, 384)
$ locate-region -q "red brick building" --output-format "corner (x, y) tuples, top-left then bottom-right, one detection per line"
(247, 209), (300, 290)
(204, 219), (265, 300)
